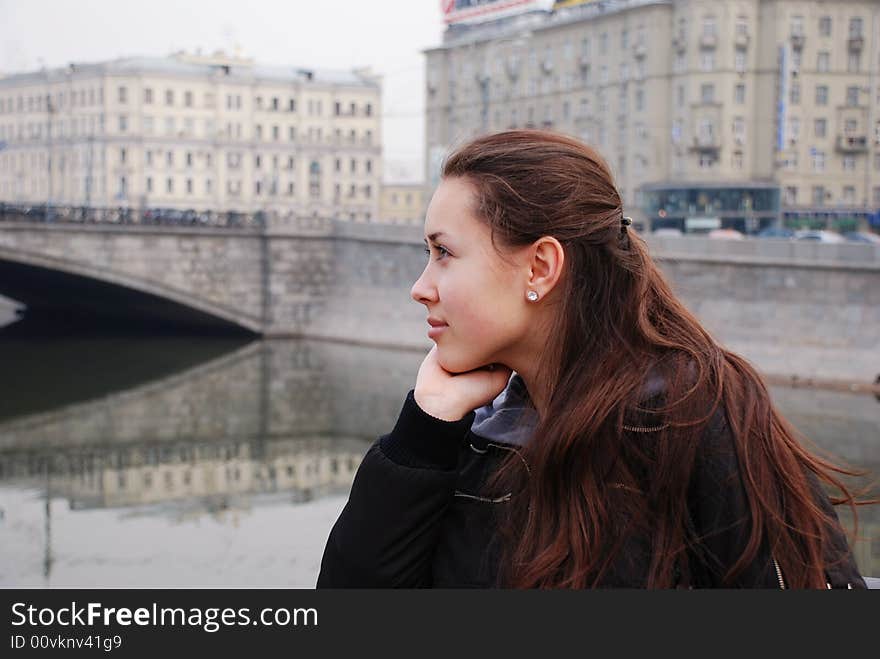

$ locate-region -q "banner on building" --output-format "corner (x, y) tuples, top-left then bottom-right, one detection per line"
(441, 0), (556, 26)
(776, 45), (789, 153)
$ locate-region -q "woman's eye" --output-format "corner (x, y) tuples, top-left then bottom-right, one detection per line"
(424, 245), (450, 260)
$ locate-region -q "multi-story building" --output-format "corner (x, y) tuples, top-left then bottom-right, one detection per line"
(425, 0), (880, 233)
(379, 183), (428, 224)
(0, 51), (383, 222)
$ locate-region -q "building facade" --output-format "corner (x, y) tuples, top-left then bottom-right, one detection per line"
(0, 51), (382, 222)
(425, 0), (880, 233)
(379, 183), (428, 225)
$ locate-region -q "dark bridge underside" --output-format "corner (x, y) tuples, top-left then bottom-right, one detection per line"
(0, 259), (257, 337)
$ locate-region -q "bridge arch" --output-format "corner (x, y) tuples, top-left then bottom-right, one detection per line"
(0, 245), (262, 334)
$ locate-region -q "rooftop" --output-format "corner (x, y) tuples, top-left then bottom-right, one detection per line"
(0, 51), (381, 89)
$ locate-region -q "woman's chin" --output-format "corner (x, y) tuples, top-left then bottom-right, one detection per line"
(438, 351), (487, 375)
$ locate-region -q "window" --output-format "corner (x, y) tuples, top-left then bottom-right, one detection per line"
(843, 156), (856, 171)
(272, 97), (279, 111)
(735, 84), (746, 105)
(256, 125), (263, 140)
(166, 151), (174, 167)
(118, 115), (128, 132)
(635, 89), (644, 112)
(791, 15), (804, 36)
(790, 83), (800, 105)
(788, 117), (800, 141)
(272, 125), (279, 141)
(784, 186), (797, 205)
(702, 16), (717, 37)
(144, 88), (153, 104)
(185, 152), (193, 167)
(811, 150), (825, 172)
(165, 89), (174, 106)
(814, 118), (827, 138)
(118, 86), (127, 103)
(366, 159), (372, 174)
(846, 86), (859, 107)
(289, 126), (296, 141)
(874, 186), (880, 205)
(166, 177), (174, 194)
(848, 52), (861, 73)
(599, 32), (608, 55)
(819, 16), (832, 37)
(287, 182), (294, 196)
(184, 91), (193, 107)
(186, 178), (193, 194)
(843, 186), (855, 204)
(287, 156), (294, 170)
(812, 186), (825, 206)
(255, 155), (262, 169)
(145, 151), (153, 166)
(350, 158), (356, 174)
(365, 103), (372, 117)
(817, 52), (830, 72)
(288, 98), (296, 112)
(849, 17), (863, 38)
(815, 85), (828, 106)
(255, 181), (262, 196)
(845, 119), (858, 135)
(733, 117), (746, 143)
(146, 176), (153, 193)
(700, 51), (715, 72)
(700, 83), (715, 104)
(735, 50), (746, 73)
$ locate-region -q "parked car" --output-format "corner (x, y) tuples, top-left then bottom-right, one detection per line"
(842, 231), (880, 245)
(794, 230), (845, 243)
(757, 227), (796, 240)
(707, 228), (745, 240)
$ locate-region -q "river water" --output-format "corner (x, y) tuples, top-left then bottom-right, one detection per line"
(0, 334), (877, 586)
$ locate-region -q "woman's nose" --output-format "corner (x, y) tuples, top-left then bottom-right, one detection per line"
(411, 268), (437, 305)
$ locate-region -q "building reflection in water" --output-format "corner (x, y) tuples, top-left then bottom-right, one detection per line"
(0, 338), (876, 585)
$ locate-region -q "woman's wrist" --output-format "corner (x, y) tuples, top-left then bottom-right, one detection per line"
(413, 390), (468, 422)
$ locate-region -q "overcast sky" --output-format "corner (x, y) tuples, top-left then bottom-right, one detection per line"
(0, 0), (445, 181)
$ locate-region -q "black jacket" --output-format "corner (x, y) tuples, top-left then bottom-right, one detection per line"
(317, 382), (866, 589)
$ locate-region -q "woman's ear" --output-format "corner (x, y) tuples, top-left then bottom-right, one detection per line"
(527, 237), (565, 298)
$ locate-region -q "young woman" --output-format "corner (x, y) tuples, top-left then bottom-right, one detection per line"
(317, 130), (869, 589)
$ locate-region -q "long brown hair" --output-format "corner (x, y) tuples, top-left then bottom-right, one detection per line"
(442, 130), (873, 588)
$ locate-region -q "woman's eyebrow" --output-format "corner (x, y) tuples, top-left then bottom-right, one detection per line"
(424, 232), (447, 243)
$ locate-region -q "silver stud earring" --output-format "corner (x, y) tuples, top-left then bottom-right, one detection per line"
(526, 291), (539, 302)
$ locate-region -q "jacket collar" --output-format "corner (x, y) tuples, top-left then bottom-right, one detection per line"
(471, 372), (538, 447)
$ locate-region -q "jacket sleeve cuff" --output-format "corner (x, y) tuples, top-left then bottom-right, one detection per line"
(380, 390), (475, 470)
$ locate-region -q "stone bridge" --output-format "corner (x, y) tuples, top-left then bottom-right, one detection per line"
(0, 216), (878, 384)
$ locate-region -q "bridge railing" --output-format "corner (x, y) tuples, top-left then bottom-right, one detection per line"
(0, 202), (268, 230)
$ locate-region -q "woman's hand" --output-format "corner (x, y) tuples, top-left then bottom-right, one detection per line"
(413, 346), (513, 421)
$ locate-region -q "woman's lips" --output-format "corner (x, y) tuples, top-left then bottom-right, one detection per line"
(427, 322), (448, 339)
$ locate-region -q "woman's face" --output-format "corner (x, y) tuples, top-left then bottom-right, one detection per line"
(411, 177), (534, 374)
